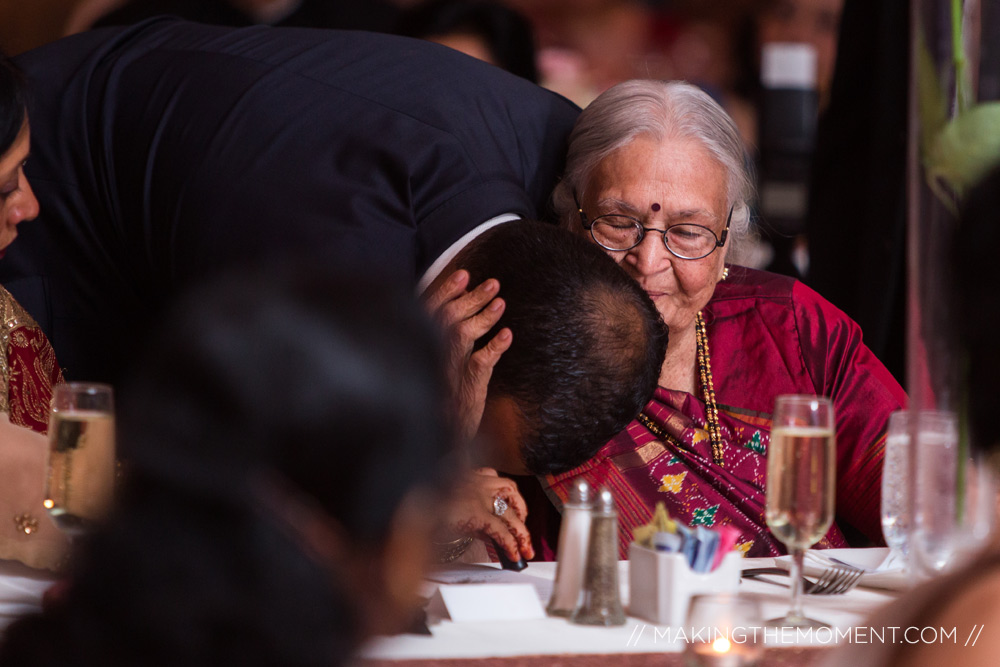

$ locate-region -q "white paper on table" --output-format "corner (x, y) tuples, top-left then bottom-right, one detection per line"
(426, 563), (554, 601)
(427, 583), (547, 622)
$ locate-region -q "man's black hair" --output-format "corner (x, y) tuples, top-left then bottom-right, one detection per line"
(458, 219), (668, 474)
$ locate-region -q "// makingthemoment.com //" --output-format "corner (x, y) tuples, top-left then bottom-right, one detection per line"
(625, 624), (985, 647)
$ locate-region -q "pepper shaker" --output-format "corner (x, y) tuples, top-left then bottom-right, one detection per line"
(546, 480), (592, 616)
(570, 487), (626, 626)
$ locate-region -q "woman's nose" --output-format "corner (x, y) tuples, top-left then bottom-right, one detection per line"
(11, 177), (39, 224)
(625, 230), (671, 275)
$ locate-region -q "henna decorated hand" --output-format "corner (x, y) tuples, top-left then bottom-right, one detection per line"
(443, 467), (534, 561)
(422, 270), (512, 445)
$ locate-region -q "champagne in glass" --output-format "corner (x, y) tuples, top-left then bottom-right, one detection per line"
(765, 395), (835, 627)
(43, 383), (116, 537)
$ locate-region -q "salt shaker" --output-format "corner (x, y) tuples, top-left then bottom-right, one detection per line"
(546, 479), (593, 616)
(570, 487), (626, 626)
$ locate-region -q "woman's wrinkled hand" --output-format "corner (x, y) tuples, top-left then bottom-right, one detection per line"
(423, 269), (512, 445)
(443, 467), (534, 562)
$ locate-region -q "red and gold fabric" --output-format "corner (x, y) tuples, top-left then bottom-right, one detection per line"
(541, 267), (906, 559)
(0, 285), (64, 433)
(0, 285), (67, 570)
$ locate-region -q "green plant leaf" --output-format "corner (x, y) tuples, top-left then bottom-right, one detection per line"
(916, 29), (949, 161)
(925, 102), (1000, 200)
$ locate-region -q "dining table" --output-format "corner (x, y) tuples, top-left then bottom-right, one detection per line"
(359, 549), (903, 667)
(0, 559), (58, 633)
(0, 549), (904, 665)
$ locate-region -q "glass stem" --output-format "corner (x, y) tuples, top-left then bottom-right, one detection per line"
(788, 547), (806, 623)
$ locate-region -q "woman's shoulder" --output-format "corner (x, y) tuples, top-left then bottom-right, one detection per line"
(710, 265), (796, 302)
(0, 284), (41, 332)
(710, 266), (852, 321)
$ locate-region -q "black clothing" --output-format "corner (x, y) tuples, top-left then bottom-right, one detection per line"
(5, 19), (579, 382)
(95, 0), (400, 32)
(805, 0), (909, 383)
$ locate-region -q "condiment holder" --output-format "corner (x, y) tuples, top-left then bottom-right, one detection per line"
(628, 543), (741, 626)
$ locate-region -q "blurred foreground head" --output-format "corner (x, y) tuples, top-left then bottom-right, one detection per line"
(1, 264), (455, 666)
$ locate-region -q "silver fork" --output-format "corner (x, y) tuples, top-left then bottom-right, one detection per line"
(803, 551), (866, 594)
(741, 564), (863, 595)
(807, 564), (864, 594)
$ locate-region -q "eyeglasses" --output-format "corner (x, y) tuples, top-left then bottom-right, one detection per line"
(575, 194), (731, 260)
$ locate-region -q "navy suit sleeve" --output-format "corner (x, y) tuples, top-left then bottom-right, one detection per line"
(2, 20), (580, 382)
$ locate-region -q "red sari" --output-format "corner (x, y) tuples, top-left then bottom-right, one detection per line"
(0, 285), (63, 432)
(540, 267), (906, 558)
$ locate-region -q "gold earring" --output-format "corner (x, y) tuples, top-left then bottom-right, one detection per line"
(721, 267), (730, 281)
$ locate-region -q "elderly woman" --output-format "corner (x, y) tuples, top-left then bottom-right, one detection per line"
(542, 80), (905, 558)
(0, 53), (66, 571)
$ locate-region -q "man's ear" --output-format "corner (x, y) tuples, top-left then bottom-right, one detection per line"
(477, 395), (529, 475)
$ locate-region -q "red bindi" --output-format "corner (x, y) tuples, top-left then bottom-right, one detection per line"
(651, 203), (661, 212)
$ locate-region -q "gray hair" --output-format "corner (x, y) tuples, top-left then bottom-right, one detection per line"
(552, 80), (756, 258)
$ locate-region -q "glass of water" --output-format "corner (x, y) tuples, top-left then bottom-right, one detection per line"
(907, 410), (996, 577)
(881, 410), (912, 563)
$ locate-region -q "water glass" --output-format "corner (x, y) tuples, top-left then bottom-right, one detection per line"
(908, 410), (995, 577)
(880, 410), (912, 561)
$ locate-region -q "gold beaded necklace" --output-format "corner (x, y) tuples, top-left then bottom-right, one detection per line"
(638, 312), (725, 466)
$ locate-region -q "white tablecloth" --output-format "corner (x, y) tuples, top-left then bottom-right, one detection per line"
(361, 551), (900, 660)
(0, 560), (56, 632)
(0, 550), (901, 658)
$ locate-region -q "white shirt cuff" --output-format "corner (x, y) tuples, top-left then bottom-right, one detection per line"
(417, 213), (520, 294)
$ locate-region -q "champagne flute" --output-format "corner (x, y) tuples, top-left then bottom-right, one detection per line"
(765, 395), (835, 628)
(43, 382), (116, 537)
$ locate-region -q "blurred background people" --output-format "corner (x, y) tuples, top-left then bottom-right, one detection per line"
(753, 0), (844, 110)
(0, 264), (456, 666)
(395, 0), (538, 82)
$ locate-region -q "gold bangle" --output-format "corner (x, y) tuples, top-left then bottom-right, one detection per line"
(434, 536), (474, 563)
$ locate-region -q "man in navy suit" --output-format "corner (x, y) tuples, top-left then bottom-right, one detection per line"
(4, 21), (676, 561)
(3, 19), (580, 383)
